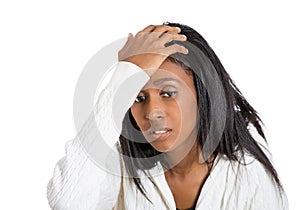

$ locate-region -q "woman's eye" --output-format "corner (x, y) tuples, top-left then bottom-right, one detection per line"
(135, 95), (146, 103)
(161, 91), (177, 98)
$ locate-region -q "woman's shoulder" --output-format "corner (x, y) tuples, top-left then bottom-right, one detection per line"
(212, 153), (288, 209)
(214, 151), (277, 189)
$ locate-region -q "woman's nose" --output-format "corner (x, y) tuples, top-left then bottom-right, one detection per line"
(145, 97), (166, 121)
(146, 108), (165, 121)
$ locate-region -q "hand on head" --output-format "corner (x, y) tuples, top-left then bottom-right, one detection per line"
(118, 25), (188, 76)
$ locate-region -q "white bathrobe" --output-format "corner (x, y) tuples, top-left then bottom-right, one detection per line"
(47, 62), (288, 210)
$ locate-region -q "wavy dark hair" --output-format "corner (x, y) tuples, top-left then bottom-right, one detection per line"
(119, 22), (282, 198)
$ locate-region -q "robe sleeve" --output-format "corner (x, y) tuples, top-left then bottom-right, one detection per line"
(47, 61), (149, 210)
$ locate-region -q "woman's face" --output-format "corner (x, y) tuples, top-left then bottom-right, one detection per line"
(130, 60), (198, 152)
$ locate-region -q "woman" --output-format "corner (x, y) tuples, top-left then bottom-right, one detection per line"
(47, 22), (288, 209)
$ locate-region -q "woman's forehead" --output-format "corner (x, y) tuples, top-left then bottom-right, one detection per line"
(142, 60), (195, 89)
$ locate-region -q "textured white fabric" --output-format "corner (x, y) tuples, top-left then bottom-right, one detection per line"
(47, 62), (288, 210)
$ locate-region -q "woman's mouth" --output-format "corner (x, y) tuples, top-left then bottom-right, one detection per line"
(147, 128), (173, 142)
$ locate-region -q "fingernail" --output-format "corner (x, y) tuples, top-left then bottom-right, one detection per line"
(182, 35), (187, 40)
(176, 27), (181, 32)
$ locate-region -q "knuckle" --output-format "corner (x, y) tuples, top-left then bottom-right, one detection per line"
(136, 31), (143, 36)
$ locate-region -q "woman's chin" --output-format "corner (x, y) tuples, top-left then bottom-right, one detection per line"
(149, 140), (177, 153)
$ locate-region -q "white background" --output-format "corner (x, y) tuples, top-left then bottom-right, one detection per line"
(0, 0), (299, 209)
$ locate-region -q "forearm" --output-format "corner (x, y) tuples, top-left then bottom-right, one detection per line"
(47, 61), (149, 210)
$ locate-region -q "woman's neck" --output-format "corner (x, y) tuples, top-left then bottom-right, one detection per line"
(165, 141), (205, 175)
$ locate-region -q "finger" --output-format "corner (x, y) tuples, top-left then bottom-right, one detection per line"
(149, 25), (181, 40)
(153, 25), (181, 34)
(159, 32), (187, 44)
(164, 44), (188, 55)
(135, 25), (156, 40)
(137, 25), (156, 35)
(123, 33), (134, 47)
(118, 33), (134, 61)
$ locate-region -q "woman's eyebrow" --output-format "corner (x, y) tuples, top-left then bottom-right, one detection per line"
(152, 77), (181, 85)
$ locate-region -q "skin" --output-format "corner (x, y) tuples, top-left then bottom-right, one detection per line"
(130, 60), (198, 153)
(131, 60), (209, 209)
(119, 25), (209, 210)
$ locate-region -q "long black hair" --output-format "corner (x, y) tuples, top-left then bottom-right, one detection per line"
(119, 22), (283, 198)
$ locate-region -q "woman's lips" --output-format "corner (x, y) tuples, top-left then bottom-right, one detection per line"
(146, 128), (173, 142)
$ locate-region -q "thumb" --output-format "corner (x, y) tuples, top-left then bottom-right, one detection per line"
(124, 33), (134, 47)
